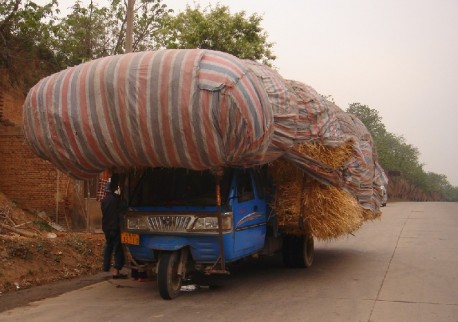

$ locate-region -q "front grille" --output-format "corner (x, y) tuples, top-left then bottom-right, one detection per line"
(148, 215), (193, 232)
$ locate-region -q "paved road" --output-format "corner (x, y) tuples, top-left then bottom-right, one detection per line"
(1, 202), (457, 322)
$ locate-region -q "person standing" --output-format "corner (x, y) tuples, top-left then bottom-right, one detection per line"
(101, 178), (127, 279)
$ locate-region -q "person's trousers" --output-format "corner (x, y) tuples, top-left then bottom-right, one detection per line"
(103, 230), (125, 271)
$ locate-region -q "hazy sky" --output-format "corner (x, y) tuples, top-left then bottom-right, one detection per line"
(45, 0), (458, 185)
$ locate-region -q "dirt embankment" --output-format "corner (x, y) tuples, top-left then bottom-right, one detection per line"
(0, 192), (105, 295)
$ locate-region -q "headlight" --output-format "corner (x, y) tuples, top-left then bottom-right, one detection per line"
(127, 216), (151, 230)
(191, 212), (233, 231)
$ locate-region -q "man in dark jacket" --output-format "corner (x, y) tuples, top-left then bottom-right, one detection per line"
(101, 178), (127, 279)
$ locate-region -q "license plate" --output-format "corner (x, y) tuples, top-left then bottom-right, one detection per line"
(121, 232), (140, 245)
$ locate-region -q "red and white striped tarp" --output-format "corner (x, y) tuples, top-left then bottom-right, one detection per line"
(23, 49), (387, 212)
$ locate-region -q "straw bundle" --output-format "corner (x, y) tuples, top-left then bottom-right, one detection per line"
(269, 141), (371, 240)
(296, 140), (354, 168)
(269, 158), (304, 230)
(300, 181), (364, 239)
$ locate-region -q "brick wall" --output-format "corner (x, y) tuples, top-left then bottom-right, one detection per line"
(0, 84), (23, 125)
(0, 85), (92, 230)
(0, 127), (77, 219)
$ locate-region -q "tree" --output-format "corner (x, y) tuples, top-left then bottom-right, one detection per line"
(161, 4), (276, 65)
(347, 103), (393, 169)
(347, 103), (421, 178)
(347, 103), (386, 138)
(53, 1), (108, 66)
(54, 0), (172, 67)
(346, 102), (458, 201)
(0, 0), (60, 86)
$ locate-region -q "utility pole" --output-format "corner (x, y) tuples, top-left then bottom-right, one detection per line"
(126, 0), (135, 53)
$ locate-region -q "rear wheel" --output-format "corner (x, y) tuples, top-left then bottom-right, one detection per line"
(282, 234), (314, 268)
(294, 234), (314, 268)
(282, 235), (295, 268)
(157, 251), (182, 300)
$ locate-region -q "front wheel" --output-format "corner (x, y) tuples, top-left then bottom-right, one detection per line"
(157, 251), (182, 300)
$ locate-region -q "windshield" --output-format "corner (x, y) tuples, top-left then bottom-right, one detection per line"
(128, 168), (232, 207)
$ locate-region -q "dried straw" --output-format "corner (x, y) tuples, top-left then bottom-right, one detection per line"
(269, 141), (371, 240)
(296, 140), (354, 169)
(301, 180), (364, 240)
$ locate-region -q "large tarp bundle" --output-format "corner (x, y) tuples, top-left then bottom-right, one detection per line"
(23, 49), (387, 212)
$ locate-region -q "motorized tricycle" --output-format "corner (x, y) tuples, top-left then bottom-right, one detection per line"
(121, 166), (314, 300)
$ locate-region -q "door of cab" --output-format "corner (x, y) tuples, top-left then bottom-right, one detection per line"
(232, 169), (267, 258)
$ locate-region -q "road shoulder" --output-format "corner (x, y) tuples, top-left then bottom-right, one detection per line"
(0, 272), (110, 313)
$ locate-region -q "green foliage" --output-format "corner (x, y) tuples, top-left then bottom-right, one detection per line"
(1, 1), (275, 86)
(0, 0), (61, 86)
(53, 1), (109, 66)
(64, 234), (92, 256)
(347, 103), (458, 201)
(347, 103), (387, 138)
(7, 242), (33, 260)
(54, 0), (173, 66)
(129, 0), (173, 52)
(34, 219), (53, 232)
(35, 239), (49, 255)
(162, 4), (276, 65)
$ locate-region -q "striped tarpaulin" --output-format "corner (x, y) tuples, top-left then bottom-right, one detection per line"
(24, 50), (279, 178)
(23, 49), (387, 212)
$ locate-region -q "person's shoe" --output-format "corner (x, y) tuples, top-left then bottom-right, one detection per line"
(113, 273), (128, 279)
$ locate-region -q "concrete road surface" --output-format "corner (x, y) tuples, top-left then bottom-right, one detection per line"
(1, 202), (457, 322)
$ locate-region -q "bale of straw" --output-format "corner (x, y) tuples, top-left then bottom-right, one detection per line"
(269, 158), (303, 184)
(296, 140), (354, 169)
(301, 180), (364, 240)
(269, 159), (307, 232)
(269, 141), (373, 240)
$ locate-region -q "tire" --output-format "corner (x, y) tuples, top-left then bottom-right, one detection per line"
(157, 251), (182, 300)
(294, 234), (314, 268)
(282, 234), (314, 268)
(282, 235), (295, 268)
